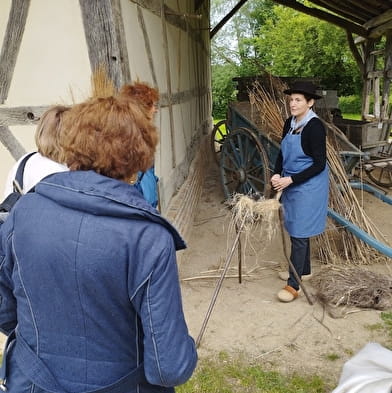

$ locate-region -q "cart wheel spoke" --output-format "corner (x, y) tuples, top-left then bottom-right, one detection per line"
(220, 127), (271, 199)
(367, 166), (392, 188)
(210, 120), (229, 166)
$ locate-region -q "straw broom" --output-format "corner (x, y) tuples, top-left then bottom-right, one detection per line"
(227, 191), (315, 304)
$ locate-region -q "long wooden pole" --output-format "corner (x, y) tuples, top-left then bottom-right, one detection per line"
(196, 218), (245, 347)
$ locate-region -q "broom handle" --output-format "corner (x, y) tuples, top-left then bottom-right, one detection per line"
(276, 191), (314, 305)
(196, 217), (246, 347)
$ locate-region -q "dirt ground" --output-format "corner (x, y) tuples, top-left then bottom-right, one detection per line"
(178, 163), (392, 388)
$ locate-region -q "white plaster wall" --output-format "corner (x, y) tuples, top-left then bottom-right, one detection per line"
(0, 0), (211, 208)
(0, 0), (91, 196)
(0, 1), (11, 41)
(119, 0), (209, 209)
(7, 0), (91, 105)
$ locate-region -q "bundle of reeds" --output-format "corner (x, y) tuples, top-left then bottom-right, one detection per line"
(248, 75), (390, 265)
(248, 76), (286, 139)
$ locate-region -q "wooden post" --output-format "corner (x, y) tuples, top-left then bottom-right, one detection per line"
(381, 31), (392, 122)
(79, 0), (131, 89)
(161, 0), (177, 168)
(0, 0), (31, 158)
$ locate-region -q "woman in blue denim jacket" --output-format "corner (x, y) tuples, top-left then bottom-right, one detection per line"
(0, 85), (197, 393)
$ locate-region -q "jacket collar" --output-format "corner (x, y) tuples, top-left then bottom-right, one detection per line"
(35, 170), (186, 250)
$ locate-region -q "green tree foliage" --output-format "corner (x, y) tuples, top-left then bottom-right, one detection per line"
(211, 0), (275, 117)
(211, 63), (238, 118)
(253, 5), (361, 95)
(210, 0), (362, 117)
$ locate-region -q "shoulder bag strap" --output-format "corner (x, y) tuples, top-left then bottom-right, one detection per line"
(13, 152), (37, 193)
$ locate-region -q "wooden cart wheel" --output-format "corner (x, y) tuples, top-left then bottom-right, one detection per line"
(365, 143), (392, 188)
(220, 127), (271, 199)
(366, 165), (392, 188)
(210, 119), (229, 165)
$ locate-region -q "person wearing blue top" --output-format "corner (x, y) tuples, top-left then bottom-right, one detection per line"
(271, 81), (329, 303)
(135, 166), (159, 208)
(0, 85), (197, 392)
(124, 82), (160, 209)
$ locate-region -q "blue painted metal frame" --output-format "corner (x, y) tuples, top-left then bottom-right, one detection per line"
(327, 208), (392, 258)
(327, 181), (392, 258)
(349, 181), (392, 205)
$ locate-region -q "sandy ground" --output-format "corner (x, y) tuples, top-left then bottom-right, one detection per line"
(179, 162), (392, 388)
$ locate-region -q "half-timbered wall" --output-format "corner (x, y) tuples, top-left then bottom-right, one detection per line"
(0, 0), (212, 220)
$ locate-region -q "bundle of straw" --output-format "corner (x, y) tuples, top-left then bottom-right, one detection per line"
(312, 265), (392, 313)
(227, 193), (281, 243)
(248, 75), (390, 265)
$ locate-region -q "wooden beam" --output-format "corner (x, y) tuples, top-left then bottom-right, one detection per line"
(195, 0), (206, 10)
(159, 87), (210, 107)
(273, 0), (368, 37)
(368, 20), (392, 39)
(309, 0), (367, 25)
(362, 39), (377, 117)
(0, 126), (26, 160)
(136, 6), (157, 86)
(210, 0), (249, 39)
(111, 0), (131, 84)
(364, 9), (392, 29)
(79, 0), (129, 89)
(0, 0), (31, 104)
(0, 106), (49, 127)
(380, 31), (392, 120)
(346, 31), (364, 75)
(160, 0), (176, 168)
(132, 0), (209, 54)
(367, 70), (384, 78)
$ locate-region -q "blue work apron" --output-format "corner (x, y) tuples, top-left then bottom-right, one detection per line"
(281, 131), (329, 238)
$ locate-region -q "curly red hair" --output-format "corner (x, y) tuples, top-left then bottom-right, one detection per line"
(60, 88), (158, 181)
(119, 82), (159, 119)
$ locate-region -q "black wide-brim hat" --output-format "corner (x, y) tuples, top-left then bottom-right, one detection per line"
(283, 81), (322, 100)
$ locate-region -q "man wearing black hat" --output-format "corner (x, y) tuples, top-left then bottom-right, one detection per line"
(271, 81), (329, 302)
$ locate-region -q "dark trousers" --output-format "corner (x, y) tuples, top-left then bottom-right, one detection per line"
(287, 236), (310, 290)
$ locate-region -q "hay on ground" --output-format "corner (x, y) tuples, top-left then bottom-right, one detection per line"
(312, 266), (392, 314)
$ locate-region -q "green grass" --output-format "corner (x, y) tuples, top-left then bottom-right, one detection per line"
(341, 113), (361, 120)
(177, 353), (329, 393)
(324, 353), (340, 361)
(381, 311), (392, 344)
(177, 312), (392, 393)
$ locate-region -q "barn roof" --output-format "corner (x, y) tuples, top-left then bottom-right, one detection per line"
(274, 0), (392, 39)
(211, 0), (392, 40)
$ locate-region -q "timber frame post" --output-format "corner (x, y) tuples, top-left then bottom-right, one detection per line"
(0, 0), (32, 159)
(79, 0), (131, 90)
(349, 31), (392, 125)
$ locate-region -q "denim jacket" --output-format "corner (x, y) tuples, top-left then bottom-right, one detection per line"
(0, 170), (197, 393)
